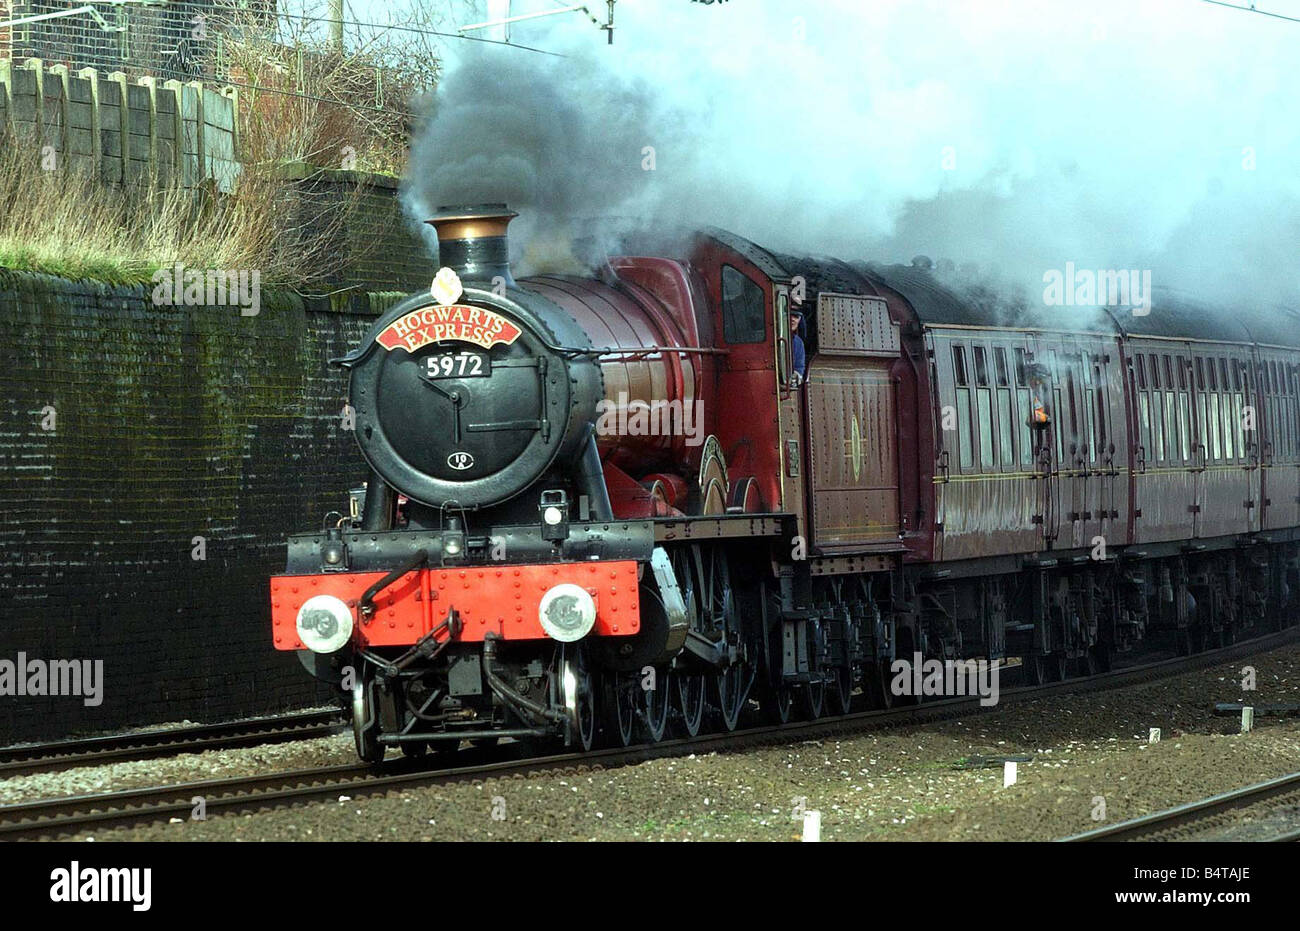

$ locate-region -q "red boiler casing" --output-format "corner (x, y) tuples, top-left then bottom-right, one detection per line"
(522, 259), (714, 499)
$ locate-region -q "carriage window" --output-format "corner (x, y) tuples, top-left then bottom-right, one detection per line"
(1094, 366), (1108, 452)
(953, 346), (969, 387)
(1136, 355), (1147, 390)
(1054, 388), (1065, 463)
(1013, 348), (1028, 386)
(974, 346), (990, 387)
(1164, 389), (1177, 464)
(1222, 393), (1235, 458)
(1197, 392), (1208, 459)
(1234, 389), (1246, 456)
(1149, 355), (1161, 389)
(1209, 392), (1222, 460)
(1195, 358), (1205, 390)
(1207, 358), (1218, 391)
(1139, 392), (1151, 458)
(998, 388), (1015, 467)
(1231, 360), (1242, 392)
(995, 347), (1010, 387)
(1017, 387), (1033, 466)
(1177, 356), (1188, 390)
(1086, 387), (1098, 463)
(720, 266), (767, 344)
(1178, 394), (1191, 461)
(957, 392), (973, 469)
(1284, 392), (1294, 457)
(1163, 355), (1174, 389)
(1067, 369), (1079, 449)
(1151, 387), (1165, 461)
(977, 386), (994, 467)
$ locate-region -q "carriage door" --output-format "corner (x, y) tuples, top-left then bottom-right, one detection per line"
(1243, 356), (1263, 534)
(1060, 348), (1091, 550)
(1255, 353), (1272, 530)
(1190, 354), (1208, 539)
(1087, 346), (1120, 548)
(1027, 336), (1061, 549)
(1126, 350), (1143, 543)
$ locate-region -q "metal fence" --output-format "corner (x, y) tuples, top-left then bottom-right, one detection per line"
(0, 1), (277, 83)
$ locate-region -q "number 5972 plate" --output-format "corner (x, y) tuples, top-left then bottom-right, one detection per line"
(422, 350), (491, 379)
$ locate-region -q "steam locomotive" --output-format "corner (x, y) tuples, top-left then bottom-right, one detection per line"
(270, 204), (1300, 761)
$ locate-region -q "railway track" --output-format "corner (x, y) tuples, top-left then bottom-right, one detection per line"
(2, 627), (1296, 840)
(1061, 771), (1300, 842)
(0, 710), (345, 776)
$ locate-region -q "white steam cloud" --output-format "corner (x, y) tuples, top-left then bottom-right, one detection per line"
(403, 0), (1300, 310)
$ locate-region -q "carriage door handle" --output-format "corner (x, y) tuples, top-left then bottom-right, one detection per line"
(1136, 444), (1146, 475)
(938, 450), (950, 482)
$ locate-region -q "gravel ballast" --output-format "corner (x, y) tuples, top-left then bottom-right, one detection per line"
(27, 640), (1298, 842)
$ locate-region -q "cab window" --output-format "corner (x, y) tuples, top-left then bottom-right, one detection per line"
(720, 266), (767, 344)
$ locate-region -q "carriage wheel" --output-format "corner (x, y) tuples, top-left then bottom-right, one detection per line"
(761, 683), (794, 724)
(863, 661), (895, 709)
(1047, 652), (1068, 682)
(801, 679), (826, 720)
(830, 665), (854, 716)
(1021, 654), (1047, 686)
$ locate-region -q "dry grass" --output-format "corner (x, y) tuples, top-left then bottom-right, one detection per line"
(0, 136), (352, 287)
(216, 6), (439, 177)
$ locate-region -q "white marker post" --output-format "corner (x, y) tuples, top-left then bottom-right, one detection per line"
(1241, 706), (1254, 733)
(801, 809), (821, 842)
(1003, 761), (1018, 787)
(1149, 728), (1161, 743)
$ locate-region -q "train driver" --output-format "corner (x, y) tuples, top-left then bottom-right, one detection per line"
(790, 309), (807, 387)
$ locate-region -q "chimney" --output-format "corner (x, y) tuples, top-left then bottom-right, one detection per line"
(426, 204), (518, 288)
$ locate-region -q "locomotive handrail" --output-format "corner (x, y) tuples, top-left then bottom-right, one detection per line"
(357, 549), (429, 622)
(554, 345), (731, 360)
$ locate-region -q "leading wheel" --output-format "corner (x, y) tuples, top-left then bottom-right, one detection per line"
(560, 644), (596, 752)
(352, 677), (384, 764)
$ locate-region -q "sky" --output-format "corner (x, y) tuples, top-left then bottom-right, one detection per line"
(305, 1), (1300, 310)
